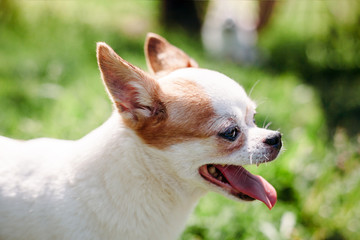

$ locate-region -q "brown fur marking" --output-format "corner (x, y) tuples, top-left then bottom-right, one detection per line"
(134, 78), (216, 149)
(145, 33), (198, 76)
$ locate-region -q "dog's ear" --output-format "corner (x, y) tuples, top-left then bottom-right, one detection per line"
(145, 33), (198, 75)
(97, 42), (166, 128)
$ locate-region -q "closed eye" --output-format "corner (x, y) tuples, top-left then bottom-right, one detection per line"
(219, 126), (240, 142)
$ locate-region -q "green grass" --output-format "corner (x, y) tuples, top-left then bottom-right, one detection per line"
(1, 1), (359, 239)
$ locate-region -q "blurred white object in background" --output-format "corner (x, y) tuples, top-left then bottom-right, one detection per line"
(202, 0), (275, 65)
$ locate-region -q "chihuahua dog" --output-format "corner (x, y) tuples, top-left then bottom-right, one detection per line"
(0, 33), (281, 240)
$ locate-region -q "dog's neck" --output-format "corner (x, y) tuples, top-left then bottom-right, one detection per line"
(71, 112), (206, 239)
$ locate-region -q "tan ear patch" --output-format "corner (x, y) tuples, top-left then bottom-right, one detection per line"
(134, 78), (216, 149)
(145, 33), (198, 76)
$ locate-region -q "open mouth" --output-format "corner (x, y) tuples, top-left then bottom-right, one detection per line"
(199, 164), (277, 209)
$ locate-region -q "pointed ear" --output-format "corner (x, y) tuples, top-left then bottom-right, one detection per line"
(97, 42), (166, 127)
(145, 33), (198, 75)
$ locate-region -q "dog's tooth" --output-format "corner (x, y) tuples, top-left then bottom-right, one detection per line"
(208, 166), (216, 175)
(217, 175), (223, 181)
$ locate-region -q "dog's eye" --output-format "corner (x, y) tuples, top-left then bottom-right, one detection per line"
(219, 126), (240, 142)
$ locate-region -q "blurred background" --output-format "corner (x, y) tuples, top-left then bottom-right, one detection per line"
(0, 0), (359, 239)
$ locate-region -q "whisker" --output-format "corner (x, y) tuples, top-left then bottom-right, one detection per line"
(234, 166), (246, 183)
(236, 166), (245, 176)
(223, 164), (230, 172)
(249, 80), (260, 97)
(280, 147), (287, 154)
(255, 99), (267, 108)
(262, 116), (269, 128)
(264, 155), (269, 163)
(265, 121), (272, 129)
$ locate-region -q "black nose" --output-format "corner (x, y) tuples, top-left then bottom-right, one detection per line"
(264, 133), (282, 150)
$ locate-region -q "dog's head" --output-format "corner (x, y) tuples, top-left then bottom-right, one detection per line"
(97, 33), (282, 209)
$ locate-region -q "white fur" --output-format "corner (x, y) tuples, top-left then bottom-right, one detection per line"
(0, 114), (206, 240)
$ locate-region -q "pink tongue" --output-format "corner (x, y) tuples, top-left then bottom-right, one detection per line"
(216, 165), (277, 209)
